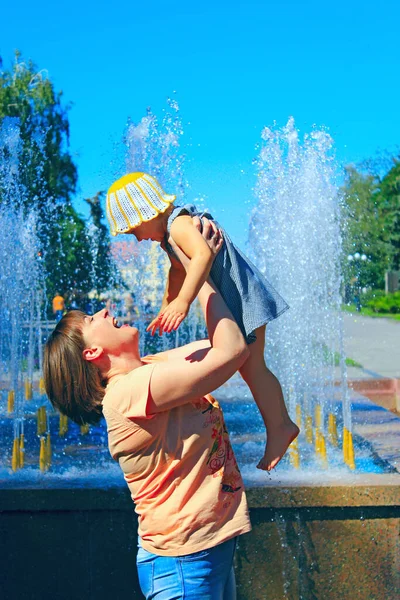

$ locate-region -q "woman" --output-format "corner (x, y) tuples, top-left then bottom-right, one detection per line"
(43, 221), (252, 599)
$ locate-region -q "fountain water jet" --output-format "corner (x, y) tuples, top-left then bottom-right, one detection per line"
(0, 117), (45, 471)
(249, 117), (354, 471)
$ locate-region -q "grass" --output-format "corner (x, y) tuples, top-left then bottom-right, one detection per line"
(321, 343), (363, 369)
(342, 304), (400, 321)
(332, 349), (362, 368)
(343, 355), (363, 368)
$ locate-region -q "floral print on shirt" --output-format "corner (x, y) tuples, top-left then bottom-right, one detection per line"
(192, 394), (242, 495)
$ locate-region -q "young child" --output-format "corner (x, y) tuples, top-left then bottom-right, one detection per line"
(106, 172), (299, 470)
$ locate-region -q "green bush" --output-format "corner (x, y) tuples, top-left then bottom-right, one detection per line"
(366, 291), (400, 314)
(360, 288), (386, 304)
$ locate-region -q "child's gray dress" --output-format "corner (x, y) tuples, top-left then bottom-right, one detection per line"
(165, 204), (289, 344)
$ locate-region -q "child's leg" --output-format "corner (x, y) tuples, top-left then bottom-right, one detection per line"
(239, 325), (299, 471)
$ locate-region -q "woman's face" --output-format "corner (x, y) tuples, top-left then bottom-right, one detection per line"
(82, 309), (139, 357)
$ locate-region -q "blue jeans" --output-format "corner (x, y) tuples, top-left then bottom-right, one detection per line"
(136, 537), (237, 600)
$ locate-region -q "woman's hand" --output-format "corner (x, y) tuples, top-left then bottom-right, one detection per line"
(193, 215), (223, 257)
(170, 216), (223, 271)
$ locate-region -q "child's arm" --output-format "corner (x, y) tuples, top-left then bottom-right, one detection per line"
(158, 215), (221, 333)
(163, 266), (185, 307)
(162, 242), (186, 308)
(147, 263), (186, 335)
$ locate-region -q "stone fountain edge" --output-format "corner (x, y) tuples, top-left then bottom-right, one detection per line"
(0, 474), (399, 513)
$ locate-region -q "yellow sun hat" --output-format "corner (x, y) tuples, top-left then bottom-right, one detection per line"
(106, 172), (176, 236)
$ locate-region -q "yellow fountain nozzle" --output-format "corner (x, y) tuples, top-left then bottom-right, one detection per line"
(39, 377), (46, 396)
(295, 404), (302, 428)
(19, 434), (25, 468)
(39, 437), (47, 472)
(24, 380), (33, 401)
(59, 413), (68, 437)
(305, 415), (313, 444)
(289, 437), (300, 469)
(45, 434), (52, 470)
(7, 390), (15, 413)
(315, 428), (328, 466)
(347, 430), (355, 470)
(37, 406), (47, 436)
(80, 423), (90, 435)
(320, 432), (327, 465)
(315, 405), (322, 429)
(315, 428), (321, 454)
(343, 426), (349, 466)
(328, 413), (338, 447)
(11, 437), (20, 472)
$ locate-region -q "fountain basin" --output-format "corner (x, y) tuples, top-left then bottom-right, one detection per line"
(0, 476), (399, 600)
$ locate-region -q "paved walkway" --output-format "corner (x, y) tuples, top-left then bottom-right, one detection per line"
(342, 312), (400, 379)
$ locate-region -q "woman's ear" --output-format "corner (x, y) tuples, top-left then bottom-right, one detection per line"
(82, 346), (104, 362)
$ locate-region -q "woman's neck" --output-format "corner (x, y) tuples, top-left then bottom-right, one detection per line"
(103, 354), (144, 384)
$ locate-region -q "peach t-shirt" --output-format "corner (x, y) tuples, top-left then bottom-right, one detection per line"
(102, 359), (251, 556)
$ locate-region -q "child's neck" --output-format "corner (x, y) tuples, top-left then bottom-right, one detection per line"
(160, 205), (174, 235)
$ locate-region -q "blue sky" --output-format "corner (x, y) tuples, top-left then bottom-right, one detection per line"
(1, 0), (399, 247)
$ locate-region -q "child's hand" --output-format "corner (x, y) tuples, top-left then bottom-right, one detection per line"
(158, 297), (190, 333)
(147, 311), (165, 337)
(146, 297), (190, 336)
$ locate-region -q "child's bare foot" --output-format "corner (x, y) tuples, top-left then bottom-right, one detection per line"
(257, 421), (300, 471)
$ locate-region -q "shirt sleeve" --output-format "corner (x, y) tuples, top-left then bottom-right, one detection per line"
(107, 363), (156, 420)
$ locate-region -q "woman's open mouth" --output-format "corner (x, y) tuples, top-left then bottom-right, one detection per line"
(112, 317), (121, 328)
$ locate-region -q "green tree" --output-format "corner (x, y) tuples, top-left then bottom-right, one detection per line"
(0, 52), (96, 303)
(0, 51), (77, 210)
(45, 204), (93, 303)
(376, 160), (400, 270)
(84, 192), (120, 292)
(341, 165), (390, 290)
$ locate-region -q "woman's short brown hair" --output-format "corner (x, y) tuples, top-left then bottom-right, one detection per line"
(43, 311), (105, 425)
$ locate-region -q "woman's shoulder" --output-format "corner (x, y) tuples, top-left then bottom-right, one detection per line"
(103, 363), (156, 413)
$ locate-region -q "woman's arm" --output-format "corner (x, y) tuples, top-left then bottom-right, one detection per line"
(142, 339), (211, 362)
(148, 279), (248, 413)
(147, 244), (249, 413)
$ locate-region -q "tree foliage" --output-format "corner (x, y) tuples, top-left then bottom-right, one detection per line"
(341, 157), (400, 290)
(0, 52), (116, 306)
(376, 160), (400, 270)
(341, 165), (389, 289)
(84, 192), (121, 292)
(44, 204), (93, 301)
(0, 51), (77, 210)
